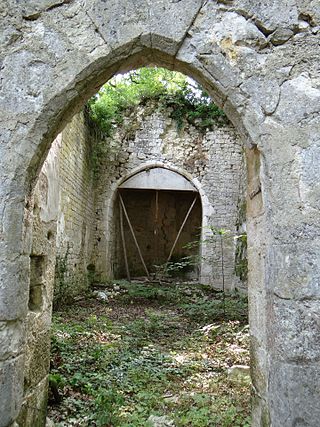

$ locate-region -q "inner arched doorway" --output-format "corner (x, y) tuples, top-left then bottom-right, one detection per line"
(115, 167), (202, 280)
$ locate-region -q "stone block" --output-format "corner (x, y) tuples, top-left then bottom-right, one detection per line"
(85, 0), (150, 52)
(0, 257), (29, 321)
(267, 241), (320, 300)
(240, 76), (280, 115)
(274, 74), (320, 125)
(24, 329), (51, 391)
(0, 356), (24, 427)
(270, 298), (320, 363)
(150, 0), (203, 56)
(17, 376), (48, 427)
(0, 321), (25, 362)
(269, 361), (320, 427)
(270, 28), (294, 45)
(237, 0), (299, 33)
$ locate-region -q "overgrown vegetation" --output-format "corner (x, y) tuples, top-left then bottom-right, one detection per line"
(88, 67), (227, 136)
(86, 68), (228, 177)
(234, 233), (248, 282)
(54, 245), (71, 308)
(48, 281), (250, 426)
(54, 244), (90, 309)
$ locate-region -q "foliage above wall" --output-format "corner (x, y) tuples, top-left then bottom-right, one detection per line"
(87, 67), (228, 137)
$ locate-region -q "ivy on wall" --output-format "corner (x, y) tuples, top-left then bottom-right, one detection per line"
(87, 67), (228, 137)
(86, 67), (229, 179)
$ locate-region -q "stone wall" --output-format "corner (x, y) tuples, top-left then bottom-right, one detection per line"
(54, 112), (95, 303)
(32, 112), (96, 306)
(19, 113), (96, 425)
(1, 2), (319, 424)
(19, 140), (60, 426)
(22, 104), (245, 425)
(34, 104), (246, 294)
(92, 102), (246, 290)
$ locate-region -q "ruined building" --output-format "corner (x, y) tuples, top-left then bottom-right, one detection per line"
(36, 101), (246, 290)
(1, 1), (319, 426)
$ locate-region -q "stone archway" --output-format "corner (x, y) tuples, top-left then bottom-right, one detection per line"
(1, 1), (319, 426)
(116, 166), (202, 279)
(105, 163), (207, 283)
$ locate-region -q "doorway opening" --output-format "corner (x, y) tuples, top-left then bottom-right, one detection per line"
(114, 167), (202, 280)
(27, 66), (250, 426)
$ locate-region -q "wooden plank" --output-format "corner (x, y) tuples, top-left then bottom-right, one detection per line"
(119, 201), (131, 282)
(155, 190), (159, 264)
(119, 193), (151, 280)
(166, 195), (198, 263)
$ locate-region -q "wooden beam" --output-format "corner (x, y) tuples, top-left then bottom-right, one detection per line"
(166, 195), (198, 264)
(155, 190), (159, 264)
(119, 200), (131, 282)
(119, 193), (151, 280)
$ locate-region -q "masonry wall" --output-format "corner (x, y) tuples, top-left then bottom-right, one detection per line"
(32, 103), (246, 297)
(21, 91), (246, 427)
(1, 3), (318, 426)
(92, 102), (247, 290)
(20, 140), (60, 426)
(19, 114), (96, 426)
(54, 112), (96, 303)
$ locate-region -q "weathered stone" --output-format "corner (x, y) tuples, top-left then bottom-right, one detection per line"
(0, 1), (319, 426)
(237, 0), (299, 33)
(298, 0), (320, 27)
(0, 356), (24, 427)
(0, 257), (29, 321)
(24, 329), (51, 390)
(271, 299), (320, 363)
(269, 361), (320, 427)
(0, 321), (25, 362)
(270, 28), (294, 45)
(147, 415), (175, 427)
(211, 12), (268, 51)
(240, 77), (280, 115)
(87, 103), (245, 289)
(268, 241), (320, 300)
(16, 376), (48, 427)
(274, 74), (320, 125)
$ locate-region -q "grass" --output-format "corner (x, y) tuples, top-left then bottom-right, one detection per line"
(48, 282), (250, 426)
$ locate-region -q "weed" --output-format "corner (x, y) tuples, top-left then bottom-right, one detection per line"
(48, 282), (250, 426)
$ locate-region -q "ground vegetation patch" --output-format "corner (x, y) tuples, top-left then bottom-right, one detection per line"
(48, 282), (250, 426)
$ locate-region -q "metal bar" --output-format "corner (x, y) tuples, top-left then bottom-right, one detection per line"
(119, 201), (131, 282)
(166, 195), (198, 263)
(119, 193), (150, 280)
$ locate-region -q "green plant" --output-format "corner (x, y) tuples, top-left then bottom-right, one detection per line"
(154, 254), (199, 281)
(49, 282), (249, 426)
(54, 244), (70, 307)
(86, 67), (228, 177)
(94, 387), (125, 426)
(235, 233), (248, 281)
(88, 68), (227, 135)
